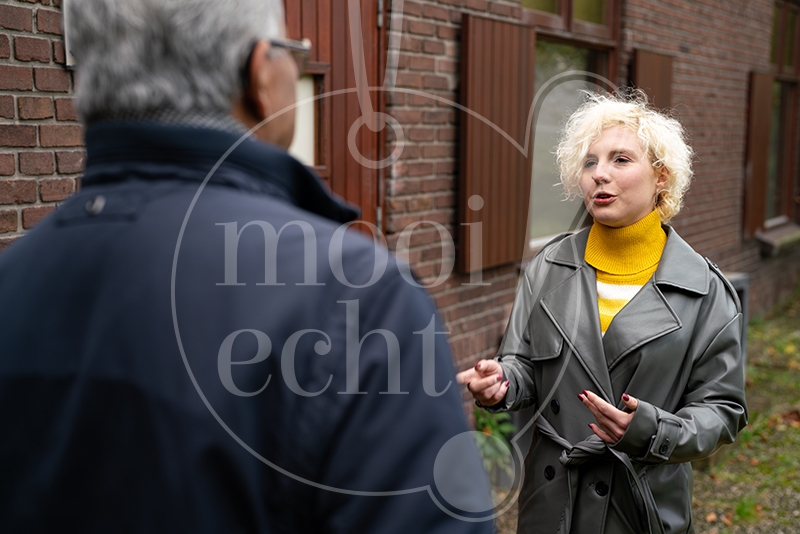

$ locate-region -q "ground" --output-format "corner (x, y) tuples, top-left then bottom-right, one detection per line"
(490, 283), (800, 534)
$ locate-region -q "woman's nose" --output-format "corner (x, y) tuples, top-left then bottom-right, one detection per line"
(592, 166), (609, 184)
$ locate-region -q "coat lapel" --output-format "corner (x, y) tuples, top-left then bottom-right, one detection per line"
(602, 227), (709, 371)
(539, 230), (615, 403)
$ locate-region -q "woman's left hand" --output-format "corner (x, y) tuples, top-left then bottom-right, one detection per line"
(579, 390), (639, 444)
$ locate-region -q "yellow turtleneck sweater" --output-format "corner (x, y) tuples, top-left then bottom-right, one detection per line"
(585, 210), (667, 335)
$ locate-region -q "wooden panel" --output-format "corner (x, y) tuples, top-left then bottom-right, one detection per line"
(458, 15), (536, 272)
(744, 71), (774, 237)
(632, 49), (673, 109)
(285, 0), (380, 226)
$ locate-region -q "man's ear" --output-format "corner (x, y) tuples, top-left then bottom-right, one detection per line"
(243, 40), (273, 121)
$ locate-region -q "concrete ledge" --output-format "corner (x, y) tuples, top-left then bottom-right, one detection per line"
(756, 221), (800, 257)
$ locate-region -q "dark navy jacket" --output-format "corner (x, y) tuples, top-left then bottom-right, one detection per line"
(0, 123), (492, 533)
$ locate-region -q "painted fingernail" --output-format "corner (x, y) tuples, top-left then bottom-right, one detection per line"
(578, 393), (583, 400)
(504, 380), (509, 387)
(475, 362), (482, 370)
(582, 390), (588, 396)
(496, 375), (503, 382)
(622, 393), (630, 402)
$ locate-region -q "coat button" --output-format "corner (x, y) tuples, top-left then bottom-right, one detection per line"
(595, 481), (609, 496)
(550, 399), (560, 414)
(544, 465), (555, 480)
(659, 440), (670, 455)
(85, 195), (106, 216)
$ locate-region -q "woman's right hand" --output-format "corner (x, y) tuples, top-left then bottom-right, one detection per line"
(456, 359), (509, 407)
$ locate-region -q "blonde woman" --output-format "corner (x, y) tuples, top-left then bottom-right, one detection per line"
(458, 92), (747, 534)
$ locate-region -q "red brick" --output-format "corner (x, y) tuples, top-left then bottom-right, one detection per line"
(390, 109), (421, 123)
(52, 40), (65, 64)
(40, 124), (83, 147)
(408, 127), (435, 142)
(0, 180), (37, 204)
(0, 95), (14, 119)
(396, 72), (422, 89)
(14, 36), (51, 63)
(0, 154), (14, 176)
(0, 125), (37, 148)
(423, 145), (453, 158)
(490, 2), (512, 17)
(0, 34), (9, 59)
(34, 68), (71, 92)
(423, 39), (446, 55)
(423, 75), (449, 90)
(436, 26), (459, 41)
(0, 236), (19, 253)
(423, 111), (448, 124)
(0, 210), (17, 233)
(437, 127), (457, 142)
(0, 4), (33, 32)
(19, 151), (55, 175)
(407, 20), (436, 37)
(0, 65), (33, 91)
(22, 205), (55, 229)
(18, 96), (54, 120)
(409, 55), (436, 71)
(36, 9), (62, 35)
(438, 59), (459, 73)
(56, 150), (86, 173)
(407, 162), (434, 176)
(55, 98), (77, 121)
(400, 35), (422, 53)
(40, 177), (74, 201)
(464, 0), (487, 10)
(402, 0), (421, 16)
(423, 4), (450, 21)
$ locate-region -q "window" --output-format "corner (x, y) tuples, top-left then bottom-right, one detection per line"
(744, 2), (800, 240)
(521, 0), (616, 40)
(529, 42), (608, 244)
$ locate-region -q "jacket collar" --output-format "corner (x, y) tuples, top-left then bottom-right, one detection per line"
(81, 121), (359, 224)
(539, 225), (708, 401)
(545, 225), (708, 295)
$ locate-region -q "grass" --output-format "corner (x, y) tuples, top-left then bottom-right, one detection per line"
(491, 283), (800, 534)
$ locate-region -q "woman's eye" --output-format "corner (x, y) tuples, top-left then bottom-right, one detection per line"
(583, 161), (596, 169)
(615, 157), (629, 164)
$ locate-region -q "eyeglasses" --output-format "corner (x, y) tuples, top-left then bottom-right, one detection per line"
(269, 37), (312, 76)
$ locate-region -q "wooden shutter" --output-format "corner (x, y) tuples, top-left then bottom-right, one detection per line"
(744, 71), (774, 237)
(632, 49), (673, 109)
(286, 0), (381, 226)
(458, 16), (536, 272)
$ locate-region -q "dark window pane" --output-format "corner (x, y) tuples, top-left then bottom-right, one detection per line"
(530, 41), (607, 240)
(767, 82), (788, 220)
(521, 0), (559, 14)
(785, 8), (796, 67)
(574, 0), (606, 25)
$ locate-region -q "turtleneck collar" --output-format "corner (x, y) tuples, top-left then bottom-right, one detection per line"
(585, 210), (667, 274)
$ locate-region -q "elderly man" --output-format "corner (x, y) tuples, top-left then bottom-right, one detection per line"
(0, 0), (492, 531)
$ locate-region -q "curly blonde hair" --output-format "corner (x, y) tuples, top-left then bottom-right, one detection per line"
(555, 91), (693, 223)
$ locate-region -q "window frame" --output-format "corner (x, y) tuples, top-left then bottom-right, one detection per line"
(520, 0), (621, 253)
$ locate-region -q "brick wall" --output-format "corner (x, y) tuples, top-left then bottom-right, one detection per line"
(0, 0), (84, 253)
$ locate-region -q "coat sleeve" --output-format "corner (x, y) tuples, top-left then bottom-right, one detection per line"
(611, 276), (749, 464)
(481, 242), (560, 413)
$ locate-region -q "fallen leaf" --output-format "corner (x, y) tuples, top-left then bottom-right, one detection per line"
(722, 515), (733, 527)
(705, 512), (718, 523)
(736, 454), (747, 462)
(750, 457), (760, 466)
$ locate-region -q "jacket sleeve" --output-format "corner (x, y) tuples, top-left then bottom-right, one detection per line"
(612, 280), (748, 464)
(482, 249), (554, 413)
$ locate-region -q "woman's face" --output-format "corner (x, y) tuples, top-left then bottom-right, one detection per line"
(580, 126), (668, 228)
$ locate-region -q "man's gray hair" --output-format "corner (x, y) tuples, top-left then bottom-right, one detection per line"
(66, 0), (284, 124)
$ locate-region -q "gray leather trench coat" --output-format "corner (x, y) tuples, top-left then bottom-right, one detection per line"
(491, 226), (748, 534)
